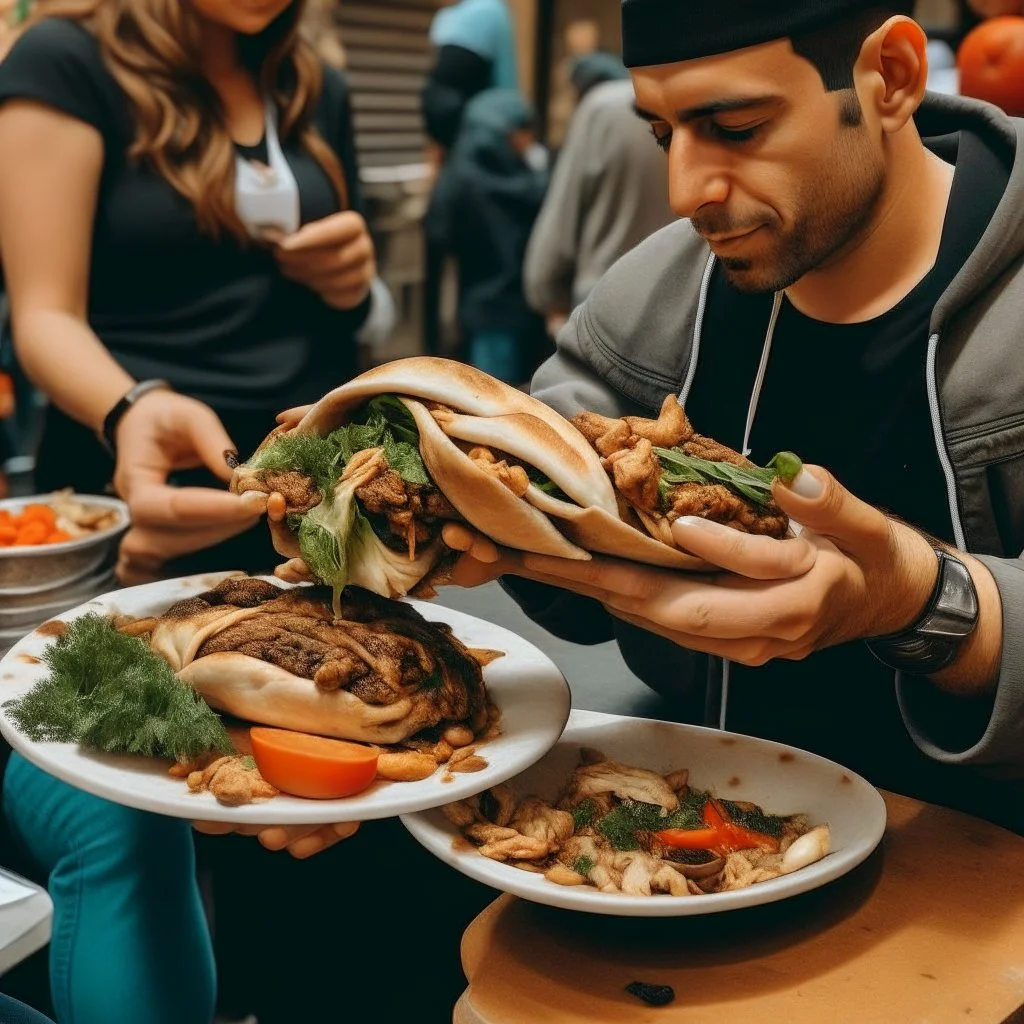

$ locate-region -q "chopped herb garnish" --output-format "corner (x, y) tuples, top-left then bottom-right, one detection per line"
(596, 797), (707, 851)
(719, 799), (786, 839)
(240, 756), (257, 771)
(572, 856), (595, 878)
(572, 799), (596, 830)
(4, 614), (233, 761)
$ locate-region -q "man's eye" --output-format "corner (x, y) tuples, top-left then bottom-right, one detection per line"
(649, 125), (672, 152)
(708, 123), (759, 143)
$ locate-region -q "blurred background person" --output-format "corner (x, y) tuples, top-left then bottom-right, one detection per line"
(545, 16), (600, 156)
(426, 88), (548, 384)
(524, 51), (675, 339)
(421, 0), (518, 358)
(423, 0), (518, 160)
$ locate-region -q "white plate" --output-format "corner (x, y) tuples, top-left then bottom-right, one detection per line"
(0, 573), (571, 825)
(401, 709), (887, 917)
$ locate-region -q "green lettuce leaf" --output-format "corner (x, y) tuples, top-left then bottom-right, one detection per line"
(655, 448), (803, 509)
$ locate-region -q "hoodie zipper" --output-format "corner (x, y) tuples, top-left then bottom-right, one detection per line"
(926, 331), (966, 549)
(742, 292), (784, 457)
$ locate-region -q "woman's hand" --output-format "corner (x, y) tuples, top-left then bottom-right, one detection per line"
(192, 820), (360, 859)
(274, 210), (376, 311)
(113, 389), (267, 585)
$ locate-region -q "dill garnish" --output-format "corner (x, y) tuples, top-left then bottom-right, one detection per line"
(5, 614), (234, 761)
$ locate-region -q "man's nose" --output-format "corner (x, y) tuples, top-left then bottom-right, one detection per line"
(666, 134), (730, 219)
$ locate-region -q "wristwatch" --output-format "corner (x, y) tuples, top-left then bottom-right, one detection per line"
(865, 548), (979, 676)
(100, 379), (172, 455)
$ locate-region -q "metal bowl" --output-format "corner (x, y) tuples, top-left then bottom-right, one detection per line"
(0, 495), (128, 593)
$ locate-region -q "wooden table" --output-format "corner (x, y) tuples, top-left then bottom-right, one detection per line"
(457, 792), (1024, 1023)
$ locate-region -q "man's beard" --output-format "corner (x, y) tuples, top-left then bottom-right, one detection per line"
(709, 141), (886, 295)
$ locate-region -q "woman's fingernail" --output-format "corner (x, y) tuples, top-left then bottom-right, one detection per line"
(333, 821), (360, 839)
(788, 468), (823, 499)
(224, 449), (239, 469)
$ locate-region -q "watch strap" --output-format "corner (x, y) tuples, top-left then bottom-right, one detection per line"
(100, 379), (172, 455)
(865, 549), (979, 676)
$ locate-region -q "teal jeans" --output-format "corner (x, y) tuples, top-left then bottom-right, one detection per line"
(2, 755), (216, 1024)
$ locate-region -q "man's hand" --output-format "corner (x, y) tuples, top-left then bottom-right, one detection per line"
(192, 820), (360, 860)
(113, 389), (267, 585)
(518, 466), (936, 659)
(275, 211), (376, 311)
(450, 467), (1002, 696)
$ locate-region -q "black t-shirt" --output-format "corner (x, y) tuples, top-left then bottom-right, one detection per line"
(682, 130), (1014, 819)
(0, 17), (369, 414)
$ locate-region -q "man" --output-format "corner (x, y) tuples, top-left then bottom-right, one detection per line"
(524, 53), (676, 338)
(448, 0), (1024, 834)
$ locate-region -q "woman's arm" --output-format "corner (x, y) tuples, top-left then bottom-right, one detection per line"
(0, 99), (135, 432)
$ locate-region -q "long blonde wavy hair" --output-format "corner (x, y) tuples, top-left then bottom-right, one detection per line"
(29, 0), (348, 240)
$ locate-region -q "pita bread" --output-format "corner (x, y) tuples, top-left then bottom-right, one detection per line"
(234, 356), (710, 581)
(178, 653), (435, 744)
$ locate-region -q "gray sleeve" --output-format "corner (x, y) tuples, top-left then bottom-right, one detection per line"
(530, 307), (651, 421)
(897, 553), (1024, 776)
(522, 97), (599, 316)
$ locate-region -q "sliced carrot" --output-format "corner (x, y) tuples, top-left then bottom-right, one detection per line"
(15, 522), (49, 546)
(19, 505), (56, 529)
(249, 727), (380, 800)
(45, 530), (72, 544)
(0, 526), (17, 546)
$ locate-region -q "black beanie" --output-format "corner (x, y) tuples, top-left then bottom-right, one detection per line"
(622, 0), (916, 68)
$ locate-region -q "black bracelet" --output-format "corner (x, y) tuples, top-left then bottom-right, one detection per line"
(100, 379), (172, 455)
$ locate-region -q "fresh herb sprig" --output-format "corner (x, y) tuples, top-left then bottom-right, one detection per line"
(5, 615), (233, 761)
(248, 396), (431, 495)
(655, 448), (803, 509)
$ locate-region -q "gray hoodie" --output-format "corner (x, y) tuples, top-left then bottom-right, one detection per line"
(510, 92), (1024, 825)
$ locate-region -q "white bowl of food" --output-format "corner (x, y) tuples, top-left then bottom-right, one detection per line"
(401, 709), (887, 917)
(0, 492), (128, 594)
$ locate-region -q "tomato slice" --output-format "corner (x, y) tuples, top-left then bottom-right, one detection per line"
(657, 827), (724, 851)
(658, 800), (781, 855)
(249, 728), (380, 800)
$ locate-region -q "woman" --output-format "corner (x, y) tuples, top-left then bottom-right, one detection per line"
(0, 2), (373, 1020)
(425, 88), (548, 385)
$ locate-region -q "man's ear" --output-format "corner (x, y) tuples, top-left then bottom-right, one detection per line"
(856, 16), (928, 134)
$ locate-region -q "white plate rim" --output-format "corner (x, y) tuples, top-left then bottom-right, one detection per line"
(400, 708), (888, 917)
(0, 573), (572, 824)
